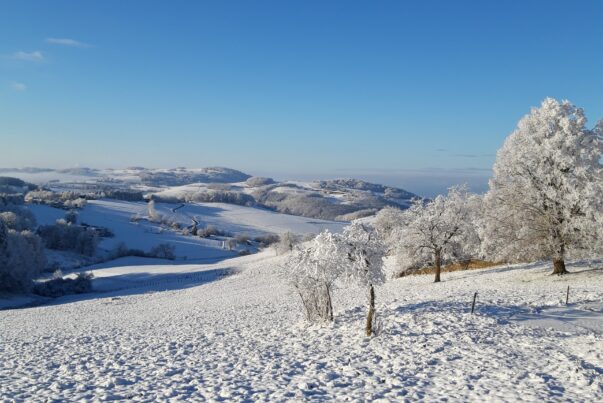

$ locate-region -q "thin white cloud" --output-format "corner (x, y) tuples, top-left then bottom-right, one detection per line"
(12, 51), (44, 62)
(11, 82), (26, 91)
(46, 38), (89, 48)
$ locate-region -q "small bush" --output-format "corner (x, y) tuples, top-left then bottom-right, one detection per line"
(253, 234), (280, 248)
(65, 210), (78, 224)
(274, 232), (299, 255)
(148, 243), (176, 260)
(226, 239), (237, 250)
(33, 272), (94, 297)
(198, 225), (227, 238)
(235, 234), (251, 245)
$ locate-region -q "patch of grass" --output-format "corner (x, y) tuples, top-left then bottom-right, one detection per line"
(399, 260), (501, 277)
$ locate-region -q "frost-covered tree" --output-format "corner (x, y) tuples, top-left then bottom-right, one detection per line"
(0, 206), (37, 231)
(37, 221), (99, 256)
(0, 224), (46, 292)
(147, 200), (162, 222)
(286, 230), (344, 322)
(340, 223), (386, 336)
(373, 206), (405, 248)
(393, 186), (479, 282)
(286, 224), (386, 335)
(275, 232), (298, 255)
(483, 98), (603, 274)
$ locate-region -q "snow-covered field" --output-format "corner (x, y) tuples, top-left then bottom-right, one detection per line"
(29, 199), (345, 261)
(1, 254), (602, 401)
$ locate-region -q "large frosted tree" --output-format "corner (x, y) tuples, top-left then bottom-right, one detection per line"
(483, 98), (603, 274)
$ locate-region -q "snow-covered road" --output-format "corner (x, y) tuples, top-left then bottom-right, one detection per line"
(1, 254), (602, 401)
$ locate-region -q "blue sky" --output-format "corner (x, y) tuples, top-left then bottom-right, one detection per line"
(1, 1), (602, 196)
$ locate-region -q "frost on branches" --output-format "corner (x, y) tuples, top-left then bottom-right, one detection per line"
(286, 231), (344, 323)
(483, 98), (603, 274)
(391, 185), (481, 283)
(286, 223), (386, 336)
(340, 222), (386, 336)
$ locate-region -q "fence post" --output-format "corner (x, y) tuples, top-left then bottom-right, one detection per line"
(471, 292), (478, 314)
(566, 285), (570, 305)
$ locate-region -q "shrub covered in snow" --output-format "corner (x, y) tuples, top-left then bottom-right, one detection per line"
(286, 224), (386, 335)
(235, 234), (251, 245)
(148, 243), (176, 260)
(198, 225), (228, 238)
(253, 234), (280, 248)
(0, 221), (46, 292)
(33, 272), (94, 297)
(37, 221), (99, 256)
(274, 232), (299, 255)
(287, 231), (344, 322)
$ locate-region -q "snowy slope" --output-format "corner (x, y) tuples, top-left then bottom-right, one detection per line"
(28, 199), (345, 261)
(1, 255), (601, 401)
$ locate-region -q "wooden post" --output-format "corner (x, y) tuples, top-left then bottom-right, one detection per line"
(366, 284), (375, 336)
(471, 292), (478, 314)
(566, 285), (570, 305)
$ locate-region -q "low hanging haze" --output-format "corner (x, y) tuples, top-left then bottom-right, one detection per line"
(1, 1), (602, 197)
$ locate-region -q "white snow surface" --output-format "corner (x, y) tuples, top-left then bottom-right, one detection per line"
(1, 255), (602, 401)
(28, 199), (344, 260)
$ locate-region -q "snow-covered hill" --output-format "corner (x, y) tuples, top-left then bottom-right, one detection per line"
(28, 199), (345, 262)
(1, 254), (601, 401)
(0, 166), (418, 220)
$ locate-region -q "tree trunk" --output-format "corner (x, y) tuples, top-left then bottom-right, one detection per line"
(434, 249), (442, 283)
(325, 284), (334, 322)
(552, 258), (568, 275)
(365, 284), (375, 336)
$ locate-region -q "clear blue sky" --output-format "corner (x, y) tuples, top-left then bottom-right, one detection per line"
(1, 1), (602, 196)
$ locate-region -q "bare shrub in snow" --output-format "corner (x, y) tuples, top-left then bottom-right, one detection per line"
(275, 232), (298, 255)
(148, 243), (176, 260)
(253, 234), (280, 248)
(235, 234), (251, 245)
(198, 225), (227, 238)
(482, 98), (603, 274)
